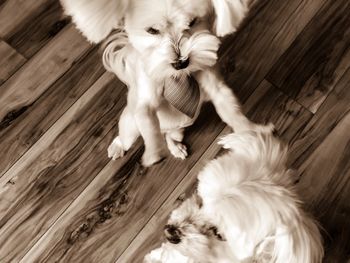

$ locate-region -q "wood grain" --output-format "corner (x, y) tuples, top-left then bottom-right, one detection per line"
(0, 40), (26, 85)
(6, 0), (70, 58)
(0, 0), (52, 38)
(0, 73), (127, 262)
(20, 144), (145, 263)
(218, 0), (328, 102)
(116, 80), (314, 262)
(243, 80), (313, 143)
(288, 67), (350, 262)
(288, 67), (350, 169)
(17, 105), (226, 263)
(267, 0), (350, 113)
(0, 48), (104, 178)
(0, 24), (91, 148)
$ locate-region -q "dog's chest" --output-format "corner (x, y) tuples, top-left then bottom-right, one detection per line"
(163, 76), (201, 119)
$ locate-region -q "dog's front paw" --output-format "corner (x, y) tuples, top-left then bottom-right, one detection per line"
(252, 122), (275, 134)
(218, 133), (239, 149)
(141, 147), (167, 167)
(168, 142), (188, 160)
(108, 136), (125, 160)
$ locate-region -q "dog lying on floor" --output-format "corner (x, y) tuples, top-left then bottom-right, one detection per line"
(61, 0), (273, 166)
(144, 131), (324, 262)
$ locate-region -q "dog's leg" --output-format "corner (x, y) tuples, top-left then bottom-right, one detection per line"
(108, 107), (139, 160)
(135, 105), (168, 166)
(196, 69), (274, 133)
(165, 129), (187, 160)
(127, 61), (168, 167)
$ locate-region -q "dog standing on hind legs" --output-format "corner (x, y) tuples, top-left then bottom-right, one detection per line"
(61, 0), (273, 166)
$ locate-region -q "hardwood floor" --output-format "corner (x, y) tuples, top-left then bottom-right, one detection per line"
(0, 0), (349, 262)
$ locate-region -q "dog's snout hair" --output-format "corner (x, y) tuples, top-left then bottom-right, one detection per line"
(164, 224), (182, 244)
(171, 57), (190, 70)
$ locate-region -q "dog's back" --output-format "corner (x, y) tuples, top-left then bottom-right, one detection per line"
(197, 131), (324, 262)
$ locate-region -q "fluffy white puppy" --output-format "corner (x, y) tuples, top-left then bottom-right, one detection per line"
(145, 131), (324, 262)
(61, 0), (272, 166)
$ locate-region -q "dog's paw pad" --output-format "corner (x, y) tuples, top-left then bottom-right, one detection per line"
(107, 137), (125, 160)
(169, 142), (188, 160)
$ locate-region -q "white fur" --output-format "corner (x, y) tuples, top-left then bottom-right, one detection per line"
(60, 0), (129, 43)
(145, 131), (324, 262)
(62, 0), (271, 166)
(211, 0), (249, 36)
(144, 243), (195, 263)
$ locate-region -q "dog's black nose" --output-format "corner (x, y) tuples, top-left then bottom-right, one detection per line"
(171, 57), (190, 70)
(164, 224), (182, 244)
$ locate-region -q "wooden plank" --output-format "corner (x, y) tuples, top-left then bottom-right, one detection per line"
(287, 67), (350, 262)
(18, 104), (227, 263)
(0, 24), (91, 140)
(288, 67), (350, 169)
(0, 0), (52, 38)
(116, 80), (314, 262)
(304, 116), (350, 263)
(0, 73), (127, 262)
(0, 47), (105, 177)
(218, 0), (328, 102)
(6, 0), (70, 58)
(20, 145), (145, 263)
(267, 0), (350, 113)
(243, 81), (313, 143)
(0, 40), (26, 85)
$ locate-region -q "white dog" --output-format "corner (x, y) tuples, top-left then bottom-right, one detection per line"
(144, 131), (324, 262)
(61, 0), (273, 166)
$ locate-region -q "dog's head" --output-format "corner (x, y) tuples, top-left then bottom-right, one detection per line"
(62, 0), (249, 79)
(125, 0), (249, 79)
(164, 194), (225, 261)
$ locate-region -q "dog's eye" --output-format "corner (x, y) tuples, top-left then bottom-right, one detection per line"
(146, 27), (160, 35)
(189, 17), (197, 27)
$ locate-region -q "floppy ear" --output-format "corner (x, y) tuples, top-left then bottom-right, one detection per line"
(211, 0), (249, 37)
(60, 0), (129, 43)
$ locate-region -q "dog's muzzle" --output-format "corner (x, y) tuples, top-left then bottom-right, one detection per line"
(171, 57), (190, 70)
(164, 224), (182, 244)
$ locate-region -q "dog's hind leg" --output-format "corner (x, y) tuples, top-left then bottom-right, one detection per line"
(165, 129), (188, 160)
(108, 107), (139, 160)
(135, 105), (168, 167)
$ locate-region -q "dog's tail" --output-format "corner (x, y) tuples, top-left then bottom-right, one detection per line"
(271, 212), (324, 263)
(102, 31), (133, 84)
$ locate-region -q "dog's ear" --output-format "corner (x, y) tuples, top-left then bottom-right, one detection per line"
(211, 0), (249, 37)
(60, 0), (129, 43)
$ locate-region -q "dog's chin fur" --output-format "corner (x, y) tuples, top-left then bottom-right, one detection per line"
(145, 131), (324, 263)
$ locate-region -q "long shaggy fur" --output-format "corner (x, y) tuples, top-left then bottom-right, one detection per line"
(145, 131), (324, 262)
(61, 0), (129, 43)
